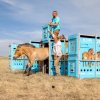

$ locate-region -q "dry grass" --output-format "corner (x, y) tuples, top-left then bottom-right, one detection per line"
(0, 58), (100, 100)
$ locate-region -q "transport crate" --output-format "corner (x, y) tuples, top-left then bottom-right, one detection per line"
(9, 42), (40, 72)
(42, 25), (53, 43)
(49, 39), (68, 75)
(9, 44), (25, 71)
(68, 60), (96, 78)
(68, 33), (100, 78)
(95, 36), (100, 78)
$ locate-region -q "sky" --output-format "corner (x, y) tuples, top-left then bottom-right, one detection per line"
(0, 0), (100, 56)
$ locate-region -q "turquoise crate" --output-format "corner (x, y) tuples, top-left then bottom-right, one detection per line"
(68, 33), (100, 78)
(42, 25), (52, 43)
(96, 61), (100, 78)
(59, 61), (65, 75)
(68, 34), (78, 55)
(9, 42), (40, 72)
(9, 44), (26, 71)
(79, 61), (96, 78)
(80, 36), (96, 60)
(30, 41), (40, 48)
(96, 37), (100, 55)
(49, 39), (68, 60)
(49, 39), (68, 75)
(68, 60), (96, 78)
(95, 36), (100, 78)
(68, 60), (79, 78)
(68, 55), (78, 60)
(65, 61), (68, 75)
(49, 61), (56, 76)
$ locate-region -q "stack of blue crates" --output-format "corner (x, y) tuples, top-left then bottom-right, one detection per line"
(68, 33), (100, 78)
(49, 39), (68, 76)
(42, 24), (68, 76)
(9, 42), (40, 72)
(42, 24), (53, 43)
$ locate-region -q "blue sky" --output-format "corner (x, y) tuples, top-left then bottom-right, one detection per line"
(0, 0), (100, 56)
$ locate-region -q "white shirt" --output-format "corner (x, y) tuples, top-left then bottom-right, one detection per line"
(52, 38), (62, 57)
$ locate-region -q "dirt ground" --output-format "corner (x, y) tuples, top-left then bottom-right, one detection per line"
(0, 58), (100, 100)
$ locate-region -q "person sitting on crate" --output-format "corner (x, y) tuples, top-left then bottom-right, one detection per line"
(48, 11), (60, 38)
(48, 31), (62, 75)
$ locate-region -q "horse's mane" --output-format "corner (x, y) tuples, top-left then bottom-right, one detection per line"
(88, 48), (93, 51)
(18, 43), (36, 48)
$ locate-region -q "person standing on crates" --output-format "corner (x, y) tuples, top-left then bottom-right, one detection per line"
(48, 11), (60, 38)
(48, 10), (62, 74)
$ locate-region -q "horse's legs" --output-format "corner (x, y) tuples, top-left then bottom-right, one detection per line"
(27, 67), (32, 76)
(26, 63), (32, 76)
(24, 64), (28, 74)
(26, 59), (35, 76)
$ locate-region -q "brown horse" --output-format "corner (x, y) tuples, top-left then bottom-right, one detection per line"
(82, 48), (95, 60)
(13, 43), (49, 76)
(82, 48), (95, 67)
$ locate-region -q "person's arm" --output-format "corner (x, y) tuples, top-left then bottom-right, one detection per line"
(48, 17), (60, 26)
(48, 22), (58, 26)
(48, 31), (58, 42)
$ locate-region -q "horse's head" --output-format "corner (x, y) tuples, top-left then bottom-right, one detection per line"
(13, 45), (24, 59)
(88, 48), (95, 55)
(88, 48), (95, 60)
(13, 43), (35, 60)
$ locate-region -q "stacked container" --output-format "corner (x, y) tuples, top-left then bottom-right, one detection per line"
(68, 33), (100, 78)
(9, 42), (40, 72)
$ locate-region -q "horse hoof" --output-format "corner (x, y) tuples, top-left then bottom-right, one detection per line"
(26, 73), (30, 76)
(23, 71), (27, 74)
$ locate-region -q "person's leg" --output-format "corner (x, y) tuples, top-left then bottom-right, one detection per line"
(54, 56), (61, 75)
(53, 30), (60, 37)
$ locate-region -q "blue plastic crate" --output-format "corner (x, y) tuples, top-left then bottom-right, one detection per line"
(49, 39), (67, 60)
(9, 42), (40, 72)
(68, 33), (100, 78)
(59, 61), (65, 75)
(65, 41), (68, 53)
(49, 39), (68, 75)
(80, 36), (95, 60)
(96, 61), (100, 78)
(9, 44), (25, 71)
(68, 60), (96, 78)
(68, 34), (78, 55)
(30, 41), (40, 48)
(65, 61), (68, 75)
(79, 61), (96, 78)
(96, 37), (100, 54)
(95, 37), (100, 78)
(49, 61), (56, 76)
(68, 60), (79, 78)
(42, 25), (53, 43)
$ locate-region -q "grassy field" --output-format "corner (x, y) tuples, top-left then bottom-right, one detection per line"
(0, 58), (100, 100)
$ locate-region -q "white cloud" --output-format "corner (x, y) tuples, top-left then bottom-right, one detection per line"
(1, 0), (16, 6)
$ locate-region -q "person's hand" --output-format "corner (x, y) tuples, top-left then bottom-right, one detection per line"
(48, 30), (51, 33)
(48, 22), (52, 26)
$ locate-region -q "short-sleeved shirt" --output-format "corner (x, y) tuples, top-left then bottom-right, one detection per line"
(52, 16), (60, 31)
(52, 34), (62, 57)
